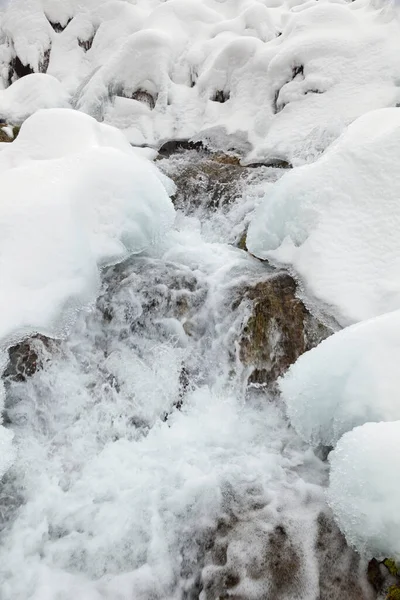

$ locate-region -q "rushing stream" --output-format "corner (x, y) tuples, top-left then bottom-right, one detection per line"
(0, 151), (373, 599)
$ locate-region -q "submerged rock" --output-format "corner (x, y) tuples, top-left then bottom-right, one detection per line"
(158, 148), (283, 217)
(237, 271), (331, 387)
(3, 335), (54, 382)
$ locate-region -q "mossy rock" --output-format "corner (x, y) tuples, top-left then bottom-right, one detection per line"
(0, 125), (20, 142)
(237, 230), (247, 251)
(384, 559), (400, 577)
(237, 272), (331, 387)
(387, 585), (400, 600)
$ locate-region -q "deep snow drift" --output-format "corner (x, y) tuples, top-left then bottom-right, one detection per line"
(1, 0), (400, 163)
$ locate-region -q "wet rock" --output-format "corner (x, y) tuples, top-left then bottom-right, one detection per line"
(159, 150), (247, 212)
(158, 139), (204, 157)
(78, 35), (95, 52)
(8, 47), (51, 85)
(158, 147), (284, 218)
(237, 271), (331, 387)
(0, 124), (20, 142)
(368, 558), (400, 600)
(3, 335), (54, 383)
(245, 158), (292, 169)
(316, 511), (376, 600)
(131, 90), (156, 109)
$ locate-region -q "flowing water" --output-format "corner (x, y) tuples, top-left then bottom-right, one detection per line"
(0, 152), (373, 600)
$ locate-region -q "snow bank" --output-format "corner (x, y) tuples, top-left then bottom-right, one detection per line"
(0, 108), (174, 348)
(0, 74), (70, 123)
(1, 0), (399, 159)
(247, 107), (400, 324)
(328, 421), (400, 560)
(280, 309), (400, 447)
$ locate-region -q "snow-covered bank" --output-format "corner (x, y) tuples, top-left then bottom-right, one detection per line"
(1, 0), (400, 163)
(0, 108), (174, 348)
(247, 107), (400, 325)
(280, 309), (400, 447)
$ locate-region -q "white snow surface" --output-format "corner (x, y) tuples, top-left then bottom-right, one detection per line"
(247, 107), (400, 325)
(0, 74), (70, 122)
(280, 309), (400, 447)
(0, 108), (175, 347)
(328, 421), (400, 560)
(1, 0), (400, 162)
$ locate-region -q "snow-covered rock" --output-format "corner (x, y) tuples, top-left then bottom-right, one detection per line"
(247, 107), (400, 324)
(0, 108), (174, 348)
(0, 74), (70, 123)
(1, 0), (400, 160)
(280, 309), (400, 447)
(328, 421), (400, 560)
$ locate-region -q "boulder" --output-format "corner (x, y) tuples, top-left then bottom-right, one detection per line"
(236, 271), (331, 387)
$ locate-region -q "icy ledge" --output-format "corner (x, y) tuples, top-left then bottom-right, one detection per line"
(0, 108), (175, 477)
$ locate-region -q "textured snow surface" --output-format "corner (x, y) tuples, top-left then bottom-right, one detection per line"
(0, 74), (70, 122)
(280, 309), (400, 447)
(247, 107), (400, 324)
(0, 108), (174, 347)
(328, 421), (400, 560)
(1, 0), (400, 162)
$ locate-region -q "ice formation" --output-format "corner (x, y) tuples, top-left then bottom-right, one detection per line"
(280, 309), (400, 447)
(247, 107), (400, 324)
(0, 108), (175, 347)
(328, 421), (400, 560)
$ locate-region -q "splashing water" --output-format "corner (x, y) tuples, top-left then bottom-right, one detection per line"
(0, 152), (372, 600)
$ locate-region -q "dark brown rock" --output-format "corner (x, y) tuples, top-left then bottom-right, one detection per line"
(0, 125), (20, 142)
(316, 511), (377, 600)
(237, 271), (331, 387)
(3, 335), (54, 382)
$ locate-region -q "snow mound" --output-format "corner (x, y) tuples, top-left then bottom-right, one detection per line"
(1, 0), (400, 160)
(247, 107), (400, 324)
(0, 108), (174, 348)
(328, 421), (400, 560)
(0, 74), (70, 123)
(280, 309), (400, 447)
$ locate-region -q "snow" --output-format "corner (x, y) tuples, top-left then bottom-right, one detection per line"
(0, 108), (174, 348)
(1, 0), (400, 592)
(328, 421), (400, 560)
(1, 0), (399, 159)
(247, 107), (400, 325)
(280, 309), (400, 447)
(0, 74), (70, 123)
